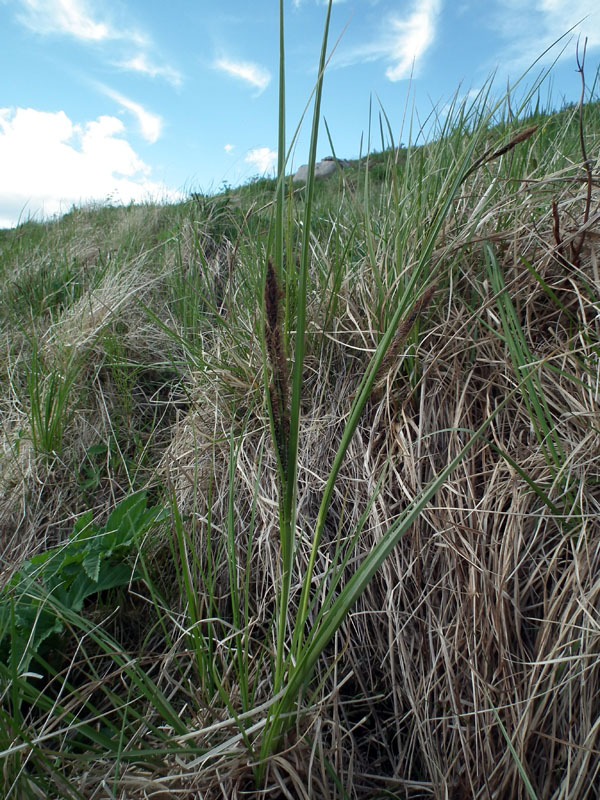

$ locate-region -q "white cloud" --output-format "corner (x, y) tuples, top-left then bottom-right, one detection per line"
(0, 107), (181, 228)
(98, 86), (162, 143)
(17, 0), (115, 41)
(329, 0), (442, 81)
(293, 0), (346, 6)
(15, 0), (150, 52)
(117, 54), (182, 87)
(493, 0), (600, 69)
(245, 147), (277, 173)
(14, 2), (183, 96)
(224, 143), (235, 153)
(214, 58), (271, 94)
(384, 0), (442, 81)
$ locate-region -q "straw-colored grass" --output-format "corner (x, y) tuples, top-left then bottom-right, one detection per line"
(1, 15), (599, 797)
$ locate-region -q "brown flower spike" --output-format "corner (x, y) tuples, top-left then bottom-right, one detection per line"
(265, 259), (290, 470)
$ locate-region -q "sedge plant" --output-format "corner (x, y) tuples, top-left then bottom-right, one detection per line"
(2, 7), (597, 797)
(252, 0), (547, 781)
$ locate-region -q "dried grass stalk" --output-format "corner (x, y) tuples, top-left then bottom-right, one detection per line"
(464, 124), (538, 182)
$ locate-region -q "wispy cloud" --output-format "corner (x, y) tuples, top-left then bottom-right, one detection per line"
(14, 1), (185, 97)
(245, 147), (276, 172)
(292, 0), (346, 7)
(224, 143), (235, 153)
(98, 86), (163, 143)
(0, 107), (180, 228)
(384, 0), (442, 81)
(16, 0), (141, 42)
(117, 54), (183, 87)
(491, 0), (600, 70)
(214, 57), (271, 94)
(331, 0), (442, 81)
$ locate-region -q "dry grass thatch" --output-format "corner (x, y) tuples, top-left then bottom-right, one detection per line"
(1, 100), (599, 799)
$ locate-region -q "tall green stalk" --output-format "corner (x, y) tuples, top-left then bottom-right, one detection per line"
(270, 0), (291, 702)
(261, 0), (519, 774)
(260, 0), (333, 774)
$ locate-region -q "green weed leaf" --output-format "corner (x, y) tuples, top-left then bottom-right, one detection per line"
(0, 492), (166, 682)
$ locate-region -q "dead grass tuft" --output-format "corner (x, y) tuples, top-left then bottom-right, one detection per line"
(1, 102), (599, 799)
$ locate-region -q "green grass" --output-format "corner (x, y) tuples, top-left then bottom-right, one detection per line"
(1, 9), (600, 798)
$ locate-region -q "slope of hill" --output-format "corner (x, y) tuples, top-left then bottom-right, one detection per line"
(1, 84), (599, 799)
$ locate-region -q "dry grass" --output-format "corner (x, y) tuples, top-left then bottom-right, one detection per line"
(1, 97), (599, 798)
(122, 170), (599, 798)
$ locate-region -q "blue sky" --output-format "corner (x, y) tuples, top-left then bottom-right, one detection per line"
(1, 0), (598, 228)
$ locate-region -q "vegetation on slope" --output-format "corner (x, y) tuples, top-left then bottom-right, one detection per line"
(1, 18), (600, 799)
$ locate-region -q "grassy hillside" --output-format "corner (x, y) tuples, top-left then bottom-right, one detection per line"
(1, 63), (600, 799)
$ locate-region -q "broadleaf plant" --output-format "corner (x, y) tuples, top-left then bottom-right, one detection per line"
(0, 492), (167, 679)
